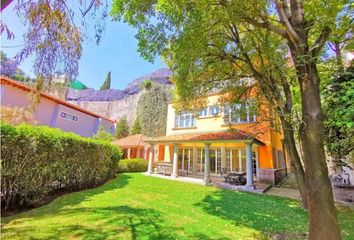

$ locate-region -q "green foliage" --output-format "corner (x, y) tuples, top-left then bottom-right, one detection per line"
(100, 71), (112, 90)
(137, 84), (171, 137)
(115, 116), (129, 139)
(0, 123), (122, 210)
(323, 65), (354, 163)
(130, 117), (142, 135)
(142, 79), (152, 90)
(92, 126), (114, 141)
(117, 158), (148, 173)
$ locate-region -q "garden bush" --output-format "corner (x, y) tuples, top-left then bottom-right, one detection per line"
(117, 158), (148, 173)
(0, 123), (122, 210)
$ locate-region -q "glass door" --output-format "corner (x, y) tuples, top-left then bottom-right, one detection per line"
(197, 149), (205, 174)
(179, 148), (192, 174)
(209, 148), (222, 175)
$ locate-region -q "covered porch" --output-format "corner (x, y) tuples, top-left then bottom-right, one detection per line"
(112, 134), (148, 159)
(145, 131), (265, 190)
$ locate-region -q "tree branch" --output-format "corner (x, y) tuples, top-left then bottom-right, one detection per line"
(243, 16), (290, 41)
(310, 26), (332, 58)
(275, 0), (301, 44)
(80, 0), (95, 17)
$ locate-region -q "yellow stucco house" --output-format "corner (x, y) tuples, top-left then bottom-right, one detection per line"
(145, 92), (288, 188)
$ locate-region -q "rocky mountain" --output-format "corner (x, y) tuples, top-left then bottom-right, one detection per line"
(66, 68), (172, 102)
(124, 68), (173, 95)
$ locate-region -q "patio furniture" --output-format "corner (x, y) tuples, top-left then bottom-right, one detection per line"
(224, 171), (246, 185)
(156, 162), (173, 175)
(221, 168), (228, 177)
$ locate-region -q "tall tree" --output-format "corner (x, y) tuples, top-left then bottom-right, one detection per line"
(130, 116), (142, 135)
(115, 116), (129, 139)
(111, 1), (353, 239)
(100, 71), (112, 90)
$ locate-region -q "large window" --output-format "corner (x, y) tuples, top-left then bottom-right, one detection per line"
(175, 112), (195, 128)
(225, 148), (256, 175)
(198, 105), (220, 118)
(224, 102), (256, 124)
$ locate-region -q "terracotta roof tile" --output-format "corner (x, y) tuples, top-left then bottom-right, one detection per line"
(145, 131), (264, 145)
(112, 134), (148, 147)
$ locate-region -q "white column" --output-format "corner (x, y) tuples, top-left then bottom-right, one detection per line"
(147, 144), (154, 174)
(221, 147), (226, 171)
(239, 150), (242, 172)
(127, 148), (131, 159)
(204, 143), (211, 185)
(246, 142), (255, 189)
(192, 147), (198, 174)
(172, 144), (178, 177)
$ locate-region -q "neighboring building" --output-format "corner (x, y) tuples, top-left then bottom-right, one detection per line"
(145, 92), (288, 188)
(112, 134), (151, 159)
(0, 76), (116, 137)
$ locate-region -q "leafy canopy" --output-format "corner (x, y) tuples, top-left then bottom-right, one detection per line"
(323, 65), (354, 163)
(111, 0), (352, 101)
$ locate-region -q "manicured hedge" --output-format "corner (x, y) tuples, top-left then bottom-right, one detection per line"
(117, 158), (148, 173)
(0, 123), (122, 210)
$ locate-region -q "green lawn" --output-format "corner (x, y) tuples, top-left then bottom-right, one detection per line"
(2, 173), (354, 240)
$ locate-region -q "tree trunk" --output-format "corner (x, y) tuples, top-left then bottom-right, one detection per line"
(296, 61), (341, 240)
(280, 117), (308, 208)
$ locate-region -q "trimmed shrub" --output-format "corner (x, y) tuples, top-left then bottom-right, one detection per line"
(0, 123), (122, 210)
(117, 158), (148, 173)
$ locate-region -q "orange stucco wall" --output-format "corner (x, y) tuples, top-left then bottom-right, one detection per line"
(164, 91), (285, 169)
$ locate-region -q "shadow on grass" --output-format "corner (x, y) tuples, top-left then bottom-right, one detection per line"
(3, 205), (174, 239)
(196, 189), (308, 239)
(3, 205), (222, 240)
(2, 173), (132, 221)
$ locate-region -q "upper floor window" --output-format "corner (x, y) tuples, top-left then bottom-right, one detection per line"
(199, 108), (208, 117)
(198, 105), (220, 118)
(60, 112), (78, 122)
(209, 105), (220, 116)
(175, 112), (195, 128)
(224, 102), (256, 124)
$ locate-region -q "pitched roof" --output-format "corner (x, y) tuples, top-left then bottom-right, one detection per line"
(112, 134), (148, 147)
(0, 76), (115, 123)
(145, 131), (264, 145)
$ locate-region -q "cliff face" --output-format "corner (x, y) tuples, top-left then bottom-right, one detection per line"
(66, 68), (172, 102)
(67, 68), (173, 125)
(69, 93), (142, 127)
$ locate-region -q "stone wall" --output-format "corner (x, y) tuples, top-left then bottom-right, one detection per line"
(332, 185), (354, 203)
(68, 93), (141, 126)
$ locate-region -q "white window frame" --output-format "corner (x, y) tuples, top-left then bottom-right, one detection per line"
(199, 108), (208, 117)
(198, 105), (220, 118)
(224, 103), (256, 124)
(175, 112), (195, 128)
(209, 105), (220, 116)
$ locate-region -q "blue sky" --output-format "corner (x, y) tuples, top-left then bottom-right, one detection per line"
(1, 3), (166, 90)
